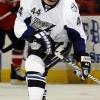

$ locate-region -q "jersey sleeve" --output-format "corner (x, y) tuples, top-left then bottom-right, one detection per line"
(64, 0), (87, 53)
(14, 0), (35, 39)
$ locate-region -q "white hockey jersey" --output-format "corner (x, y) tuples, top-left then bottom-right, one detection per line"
(14, 0), (87, 52)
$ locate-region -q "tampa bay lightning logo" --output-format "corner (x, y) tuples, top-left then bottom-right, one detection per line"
(71, 3), (78, 12)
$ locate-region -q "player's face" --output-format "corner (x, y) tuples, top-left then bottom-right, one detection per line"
(44, 0), (58, 5)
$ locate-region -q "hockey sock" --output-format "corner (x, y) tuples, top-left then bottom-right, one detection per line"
(12, 50), (24, 69)
(27, 72), (46, 100)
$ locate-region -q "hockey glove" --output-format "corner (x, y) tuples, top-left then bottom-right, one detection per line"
(35, 31), (55, 55)
(26, 31), (55, 55)
(74, 53), (91, 81)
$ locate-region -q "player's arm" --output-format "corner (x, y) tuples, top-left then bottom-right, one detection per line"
(14, 0), (36, 39)
(64, 0), (91, 80)
(14, 0), (55, 55)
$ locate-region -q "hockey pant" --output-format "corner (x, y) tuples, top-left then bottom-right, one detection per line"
(25, 42), (72, 100)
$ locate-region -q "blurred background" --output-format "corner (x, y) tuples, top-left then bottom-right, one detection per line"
(76, 0), (100, 13)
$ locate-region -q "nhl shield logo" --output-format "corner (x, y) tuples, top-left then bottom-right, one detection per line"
(71, 3), (78, 12)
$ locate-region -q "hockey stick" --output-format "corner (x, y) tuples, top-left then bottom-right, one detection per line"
(55, 52), (100, 84)
(0, 12), (14, 53)
(0, 12), (11, 20)
(0, 39), (19, 53)
(1, 44), (13, 53)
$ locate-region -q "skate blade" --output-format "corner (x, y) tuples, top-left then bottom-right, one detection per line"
(11, 79), (27, 85)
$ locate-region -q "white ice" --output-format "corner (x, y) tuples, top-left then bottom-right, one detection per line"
(0, 83), (100, 100)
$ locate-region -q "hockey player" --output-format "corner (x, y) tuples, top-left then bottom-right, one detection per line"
(14, 0), (91, 99)
(0, 0), (26, 84)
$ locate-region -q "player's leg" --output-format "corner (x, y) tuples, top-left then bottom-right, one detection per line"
(7, 29), (26, 84)
(26, 41), (72, 100)
(25, 54), (46, 100)
(27, 46), (48, 100)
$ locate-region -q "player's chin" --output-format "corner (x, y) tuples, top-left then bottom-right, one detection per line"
(48, 0), (58, 2)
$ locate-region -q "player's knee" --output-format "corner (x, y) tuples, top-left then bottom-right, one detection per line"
(25, 55), (45, 75)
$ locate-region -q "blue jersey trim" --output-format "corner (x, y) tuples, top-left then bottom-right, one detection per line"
(20, 17), (35, 39)
(64, 25), (86, 52)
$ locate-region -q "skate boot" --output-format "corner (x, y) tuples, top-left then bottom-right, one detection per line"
(10, 64), (26, 85)
(42, 89), (47, 100)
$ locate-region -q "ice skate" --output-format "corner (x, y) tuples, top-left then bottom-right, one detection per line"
(10, 64), (26, 85)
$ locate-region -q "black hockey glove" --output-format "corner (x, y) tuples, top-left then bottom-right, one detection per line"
(11, 6), (19, 13)
(26, 31), (55, 55)
(74, 52), (91, 81)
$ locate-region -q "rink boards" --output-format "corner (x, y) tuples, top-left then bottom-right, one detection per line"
(1, 64), (100, 84)
(0, 15), (100, 84)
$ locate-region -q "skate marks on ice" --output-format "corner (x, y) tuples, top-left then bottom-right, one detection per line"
(0, 83), (100, 100)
